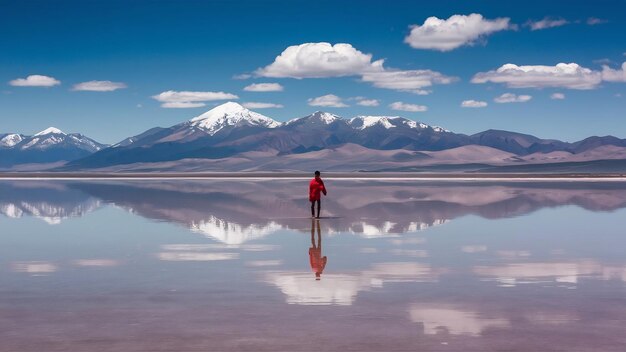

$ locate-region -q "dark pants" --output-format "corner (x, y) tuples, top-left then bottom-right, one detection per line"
(311, 200), (321, 218)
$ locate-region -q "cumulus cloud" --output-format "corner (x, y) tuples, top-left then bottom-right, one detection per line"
(152, 90), (239, 108)
(550, 92), (566, 100)
(256, 42), (456, 94)
(602, 62), (626, 82)
(472, 63), (603, 89)
(9, 74), (60, 87)
(361, 69), (456, 94)
(587, 17), (608, 25)
(404, 13), (513, 51)
(308, 94), (348, 108)
(526, 17), (569, 31)
(243, 82), (284, 92)
(242, 102), (284, 109)
(461, 100), (488, 108)
(72, 80), (127, 92)
(356, 98), (380, 106)
(256, 42), (383, 78)
(494, 93), (532, 103)
(389, 101), (428, 112)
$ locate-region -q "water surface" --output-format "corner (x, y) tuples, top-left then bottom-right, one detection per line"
(1, 180), (626, 351)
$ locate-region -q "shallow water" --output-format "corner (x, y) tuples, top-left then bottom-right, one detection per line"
(1, 180), (626, 351)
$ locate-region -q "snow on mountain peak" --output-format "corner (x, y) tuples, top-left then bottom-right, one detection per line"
(34, 127), (65, 136)
(189, 101), (280, 135)
(0, 133), (23, 147)
(349, 116), (401, 130)
(432, 126), (449, 133)
(348, 116), (445, 131)
(312, 111), (341, 124)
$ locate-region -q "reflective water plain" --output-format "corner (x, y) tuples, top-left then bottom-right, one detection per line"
(1, 179), (626, 352)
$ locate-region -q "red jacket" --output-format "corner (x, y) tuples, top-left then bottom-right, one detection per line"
(309, 247), (327, 274)
(309, 177), (327, 201)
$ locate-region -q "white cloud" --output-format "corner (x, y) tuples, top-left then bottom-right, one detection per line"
(161, 102), (207, 108)
(356, 98), (380, 106)
(587, 17), (608, 25)
(152, 90), (239, 108)
(389, 101), (427, 112)
(72, 80), (127, 92)
(256, 42), (456, 93)
(9, 75), (60, 87)
(472, 63), (603, 89)
(494, 93), (532, 103)
(361, 69), (456, 94)
(602, 62), (626, 82)
(242, 102), (284, 109)
(233, 73), (252, 80)
(526, 17), (569, 31)
(550, 92), (566, 100)
(256, 42), (383, 78)
(243, 82), (284, 92)
(404, 13), (513, 51)
(308, 94), (348, 108)
(461, 100), (488, 108)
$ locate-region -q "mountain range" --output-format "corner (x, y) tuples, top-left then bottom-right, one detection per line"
(3, 102), (626, 172)
(0, 127), (105, 169)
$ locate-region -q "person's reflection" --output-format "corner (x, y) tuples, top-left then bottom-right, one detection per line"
(309, 219), (327, 280)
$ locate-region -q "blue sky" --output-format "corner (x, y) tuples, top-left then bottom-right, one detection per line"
(1, 0), (625, 144)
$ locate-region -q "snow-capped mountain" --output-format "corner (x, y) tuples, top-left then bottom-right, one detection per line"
(349, 116), (424, 130)
(285, 111), (341, 126)
(65, 102), (286, 168)
(0, 127), (106, 168)
(348, 116), (449, 132)
(0, 133), (25, 148)
(18, 127), (103, 152)
(189, 101), (280, 135)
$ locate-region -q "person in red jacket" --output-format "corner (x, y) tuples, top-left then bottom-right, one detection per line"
(309, 170), (327, 219)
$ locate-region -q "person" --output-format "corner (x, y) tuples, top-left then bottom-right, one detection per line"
(309, 219), (327, 280)
(309, 170), (327, 219)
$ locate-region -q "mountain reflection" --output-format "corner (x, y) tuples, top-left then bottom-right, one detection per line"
(2, 180), (626, 242)
(0, 182), (101, 224)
